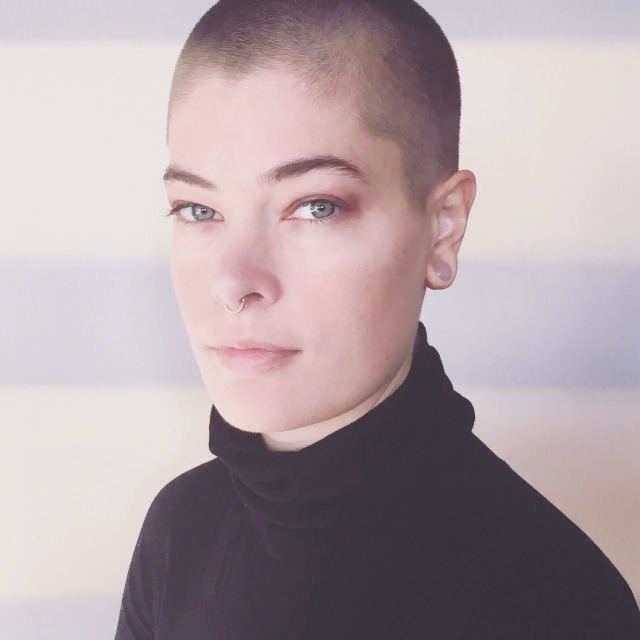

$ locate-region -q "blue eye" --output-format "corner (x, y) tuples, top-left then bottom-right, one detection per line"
(296, 199), (338, 221)
(170, 203), (220, 222)
(190, 204), (217, 221)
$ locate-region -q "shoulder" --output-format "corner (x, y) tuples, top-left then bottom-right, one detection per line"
(447, 432), (599, 550)
(116, 460), (236, 639)
(151, 457), (232, 508)
(438, 430), (611, 566)
(139, 458), (235, 541)
(431, 431), (640, 631)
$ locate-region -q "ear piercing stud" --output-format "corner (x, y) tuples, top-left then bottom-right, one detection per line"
(434, 262), (452, 282)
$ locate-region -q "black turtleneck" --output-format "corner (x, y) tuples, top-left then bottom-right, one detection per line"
(115, 323), (640, 639)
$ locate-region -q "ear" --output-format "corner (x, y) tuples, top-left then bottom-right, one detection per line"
(424, 169), (476, 291)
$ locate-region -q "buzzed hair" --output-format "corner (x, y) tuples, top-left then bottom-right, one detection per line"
(169, 0), (461, 211)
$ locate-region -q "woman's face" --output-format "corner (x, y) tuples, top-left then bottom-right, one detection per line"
(166, 68), (436, 437)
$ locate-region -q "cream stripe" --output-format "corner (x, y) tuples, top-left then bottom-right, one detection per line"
(1, 385), (638, 598)
(0, 385), (211, 599)
(0, 41), (638, 263)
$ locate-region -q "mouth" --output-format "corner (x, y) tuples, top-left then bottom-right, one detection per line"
(209, 343), (301, 375)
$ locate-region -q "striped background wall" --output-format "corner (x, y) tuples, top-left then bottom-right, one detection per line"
(1, 1), (639, 637)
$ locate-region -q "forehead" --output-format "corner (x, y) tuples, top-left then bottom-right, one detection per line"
(167, 68), (403, 190)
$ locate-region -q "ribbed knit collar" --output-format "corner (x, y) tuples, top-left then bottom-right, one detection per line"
(208, 322), (475, 560)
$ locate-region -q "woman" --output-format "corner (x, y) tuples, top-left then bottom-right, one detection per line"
(116, 0), (640, 637)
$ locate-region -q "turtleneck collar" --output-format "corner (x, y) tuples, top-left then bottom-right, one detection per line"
(208, 322), (474, 560)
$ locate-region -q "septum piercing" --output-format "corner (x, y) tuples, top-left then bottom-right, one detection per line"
(224, 298), (245, 314)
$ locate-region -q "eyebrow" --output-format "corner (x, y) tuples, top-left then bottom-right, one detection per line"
(264, 155), (368, 185)
(162, 155), (368, 190)
(162, 166), (214, 190)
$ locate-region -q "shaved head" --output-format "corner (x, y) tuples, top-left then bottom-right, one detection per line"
(169, 0), (461, 210)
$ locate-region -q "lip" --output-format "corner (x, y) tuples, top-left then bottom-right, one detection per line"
(214, 339), (296, 351)
(210, 341), (301, 375)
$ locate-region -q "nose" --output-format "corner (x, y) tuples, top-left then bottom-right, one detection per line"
(210, 223), (281, 312)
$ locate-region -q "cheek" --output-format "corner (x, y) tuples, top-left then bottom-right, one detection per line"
(170, 249), (213, 328)
(294, 226), (425, 322)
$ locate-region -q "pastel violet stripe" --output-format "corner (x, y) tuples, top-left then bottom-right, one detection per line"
(1, 0), (639, 41)
(0, 261), (638, 388)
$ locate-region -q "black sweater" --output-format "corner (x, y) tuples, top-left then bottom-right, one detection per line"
(115, 323), (640, 639)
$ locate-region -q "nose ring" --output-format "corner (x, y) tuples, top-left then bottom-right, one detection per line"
(224, 298), (245, 314)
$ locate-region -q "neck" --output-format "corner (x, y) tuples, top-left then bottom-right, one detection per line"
(261, 348), (414, 452)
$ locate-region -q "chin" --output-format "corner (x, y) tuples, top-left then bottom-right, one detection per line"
(211, 389), (323, 435)
(211, 391), (284, 433)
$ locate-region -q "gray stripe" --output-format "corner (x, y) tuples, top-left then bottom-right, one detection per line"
(423, 261), (640, 390)
(0, 596), (119, 640)
(1, 262), (198, 386)
(5, 594), (640, 640)
(1, 0), (639, 41)
(0, 260), (638, 389)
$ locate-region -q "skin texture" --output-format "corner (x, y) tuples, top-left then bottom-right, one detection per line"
(166, 68), (475, 451)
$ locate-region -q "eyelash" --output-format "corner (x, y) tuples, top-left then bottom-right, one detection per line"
(165, 203), (215, 224)
(166, 197), (344, 225)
